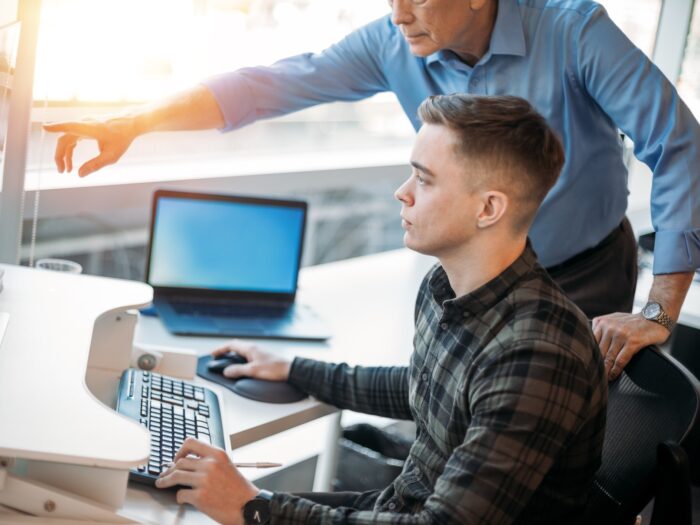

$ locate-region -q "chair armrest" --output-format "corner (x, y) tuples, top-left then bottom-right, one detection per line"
(650, 441), (692, 525)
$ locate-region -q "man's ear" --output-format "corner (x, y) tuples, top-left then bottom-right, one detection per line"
(476, 190), (508, 229)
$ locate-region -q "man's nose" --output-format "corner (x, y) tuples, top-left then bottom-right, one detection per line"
(394, 177), (414, 205)
(390, 0), (414, 27)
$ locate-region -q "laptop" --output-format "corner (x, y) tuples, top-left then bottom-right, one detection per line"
(145, 189), (330, 341)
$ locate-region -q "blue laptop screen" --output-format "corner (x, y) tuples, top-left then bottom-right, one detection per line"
(148, 196), (305, 294)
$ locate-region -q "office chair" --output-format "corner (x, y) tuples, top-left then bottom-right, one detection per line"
(583, 346), (700, 525)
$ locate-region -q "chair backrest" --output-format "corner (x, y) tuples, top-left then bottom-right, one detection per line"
(584, 346), (700, 524)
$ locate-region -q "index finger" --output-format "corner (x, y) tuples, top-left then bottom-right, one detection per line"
(174, 437), (220, 462)
(212, 339), (248, 357)
(43, 121), (101, 138)
(592, 321), (603, 343)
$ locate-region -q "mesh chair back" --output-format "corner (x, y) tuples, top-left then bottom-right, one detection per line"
(584, 346), (700, 524)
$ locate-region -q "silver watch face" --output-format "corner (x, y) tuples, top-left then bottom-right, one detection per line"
(643, 303), (661, 319)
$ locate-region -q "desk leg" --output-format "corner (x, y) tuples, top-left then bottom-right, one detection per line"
(312, 412), (342, 492)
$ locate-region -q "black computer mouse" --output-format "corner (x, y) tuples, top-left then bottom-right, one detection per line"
(206, 352), (247, 374)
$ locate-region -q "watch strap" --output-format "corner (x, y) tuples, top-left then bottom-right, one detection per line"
(243, 490), (273, 525)
(655, 308), (675, 332)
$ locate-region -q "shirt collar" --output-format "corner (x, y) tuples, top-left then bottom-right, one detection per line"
(425, 0), (526, 66)
(490, 0), (527, 57)
(429, 241), (539, 318)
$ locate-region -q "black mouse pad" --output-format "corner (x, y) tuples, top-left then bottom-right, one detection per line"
(197, 355), (307, 404)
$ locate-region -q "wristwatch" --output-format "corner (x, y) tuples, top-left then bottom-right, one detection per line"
(243, 489), (273, 525)
(641, 302), (675, 332)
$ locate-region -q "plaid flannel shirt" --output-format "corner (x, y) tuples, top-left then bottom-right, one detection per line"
(271, 245), (607, 524)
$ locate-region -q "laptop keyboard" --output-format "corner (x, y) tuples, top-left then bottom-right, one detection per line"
(170, 298), (292, 319)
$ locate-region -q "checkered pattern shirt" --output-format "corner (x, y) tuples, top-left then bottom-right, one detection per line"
(270, 245), (607, 524)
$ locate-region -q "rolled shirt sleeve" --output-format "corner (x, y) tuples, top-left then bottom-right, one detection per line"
(575, 5), (700, 274)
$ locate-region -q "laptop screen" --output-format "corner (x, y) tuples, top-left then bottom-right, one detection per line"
(147, 193), (306, 294)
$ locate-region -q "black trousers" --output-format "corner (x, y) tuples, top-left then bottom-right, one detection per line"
(545, 218), (638, 319)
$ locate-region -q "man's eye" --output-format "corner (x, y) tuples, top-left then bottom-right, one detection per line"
(416, 174), (425, 185)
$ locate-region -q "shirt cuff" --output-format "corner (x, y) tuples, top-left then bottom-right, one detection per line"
(653, 229), (700, 274)
(287, 357), (319, 392)
(199, 72), (256, 132)
(270, 492), (316, 524)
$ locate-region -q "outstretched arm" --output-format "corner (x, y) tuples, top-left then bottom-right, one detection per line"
(43, 84), (224, 177)
(44, 17), (391, 178)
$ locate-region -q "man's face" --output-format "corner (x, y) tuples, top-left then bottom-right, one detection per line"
(395, 123), (482, 257)
(388, 0), (483, 57)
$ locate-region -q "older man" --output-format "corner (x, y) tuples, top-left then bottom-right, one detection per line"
(44, 1), (700, 380)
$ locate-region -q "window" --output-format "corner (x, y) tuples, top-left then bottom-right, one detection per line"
(678, 2), (700, 117)
(21, 1), (415, 275)
(27, 0), (414, 190)
(16, 0), (671, 277)
(35, 0), (392, 103)
(598, 0), (663, 57)
(27, 0), (667, 191)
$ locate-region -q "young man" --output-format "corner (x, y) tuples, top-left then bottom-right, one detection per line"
(156, 94), (607, 524)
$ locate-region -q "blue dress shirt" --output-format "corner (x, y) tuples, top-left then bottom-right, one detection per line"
(203, 0), (700, 274)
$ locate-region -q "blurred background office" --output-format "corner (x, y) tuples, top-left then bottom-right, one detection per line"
(1, 0), (699, 278)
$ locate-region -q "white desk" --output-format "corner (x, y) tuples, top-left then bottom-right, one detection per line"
(0, 263), (153, 522)
(135, 248), (435, 444)
(0, 249), (435, 524)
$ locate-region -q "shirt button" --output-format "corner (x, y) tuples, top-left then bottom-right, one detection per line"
(421, 373), (428, 381)
(440, 322), (448, 330)
(388, 502), (397, 510)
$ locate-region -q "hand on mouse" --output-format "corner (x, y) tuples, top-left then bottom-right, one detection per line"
(212, 340), (292, 382)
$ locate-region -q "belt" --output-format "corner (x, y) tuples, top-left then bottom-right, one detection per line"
(545, 221), (625, 275)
